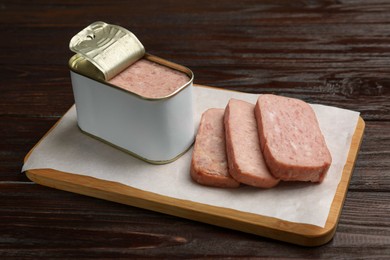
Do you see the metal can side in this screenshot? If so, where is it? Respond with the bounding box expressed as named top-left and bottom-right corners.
top-left (68, 53), bottom-right (195, 164)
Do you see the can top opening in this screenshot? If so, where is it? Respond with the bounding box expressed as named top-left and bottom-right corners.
top-left (69, 22), bottom-right (194, 100)
top-left (69, 21), bottom-right (145, 81)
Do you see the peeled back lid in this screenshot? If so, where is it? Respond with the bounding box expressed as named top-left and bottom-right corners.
top-left (69, 21), bottom-right (145, 80)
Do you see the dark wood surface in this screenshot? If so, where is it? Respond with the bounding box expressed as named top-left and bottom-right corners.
top-left (1, 0), bottom-right (389, 258)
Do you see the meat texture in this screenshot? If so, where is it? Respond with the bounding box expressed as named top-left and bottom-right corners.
top-left (108, 59), bottom-right (190, 98)
top-left (255, 94), bottom-right (332, 182)
top-left (191, 108), bottom-right (240, 188)
top-left (224, 99), bottom-right (279, 188)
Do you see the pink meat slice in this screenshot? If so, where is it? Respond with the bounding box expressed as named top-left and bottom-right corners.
top-left (224, 99), bottom-right (279, 188)
top-left (190, 108), bottom-right (240, 188)
top-left (255, 94), bottom-right (332, 182)
top-left (108, 59), bottom-right (190, 98)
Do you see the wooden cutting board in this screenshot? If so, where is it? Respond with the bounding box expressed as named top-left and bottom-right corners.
top-left (24, 88), bottom-right (365, 247)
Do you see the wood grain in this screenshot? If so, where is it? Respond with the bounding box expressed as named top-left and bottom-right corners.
top-left (22, 107), bottom-right (365, 246)
top-left (1, 0), bottom-right (389, 258)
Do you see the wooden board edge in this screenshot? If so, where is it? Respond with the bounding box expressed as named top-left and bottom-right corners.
top-left (312, 116), bottom-right (365, 245)
top-left (25, 168), bottom-right (325, 246)
top-left (23, 86), bottom-right (365, 246)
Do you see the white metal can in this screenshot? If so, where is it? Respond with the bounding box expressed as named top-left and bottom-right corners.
top-left (68, 22), bottom-right (195, 164)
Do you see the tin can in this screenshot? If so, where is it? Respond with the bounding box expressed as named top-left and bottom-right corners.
top-left (68, 22), bottom-right (195, 164)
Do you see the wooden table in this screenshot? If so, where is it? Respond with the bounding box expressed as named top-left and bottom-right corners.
top-left (1, 0), bottom-right (389, 258)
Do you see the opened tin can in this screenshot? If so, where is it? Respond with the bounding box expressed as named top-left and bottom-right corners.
top-left (68, 21), bottom-right (194, 164)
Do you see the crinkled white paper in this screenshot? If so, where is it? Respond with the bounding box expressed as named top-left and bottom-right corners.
top-left (22, 86), bottom-right (360, 227)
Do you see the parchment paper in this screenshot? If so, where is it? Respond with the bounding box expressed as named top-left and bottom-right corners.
top-left (22, 86), bottom-right (360, 228)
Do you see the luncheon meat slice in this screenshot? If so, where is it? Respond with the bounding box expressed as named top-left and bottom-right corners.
top-left (190, 108), bottom-right (240, 188)
top-left (255, 94), bottom-right (332, 182)
top-left (224, 99), bottom-right (279, 188)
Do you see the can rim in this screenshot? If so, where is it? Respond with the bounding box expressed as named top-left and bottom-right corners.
top-left (69, 21), bottom-right (146, 81)
top-left (78, 125), bottom-right (194, 164)
top-left (69, 53), bottom-right (194, 101)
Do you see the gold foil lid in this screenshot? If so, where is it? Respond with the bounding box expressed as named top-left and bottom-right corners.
top-left (69, 21), bottom-right (145, 80)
